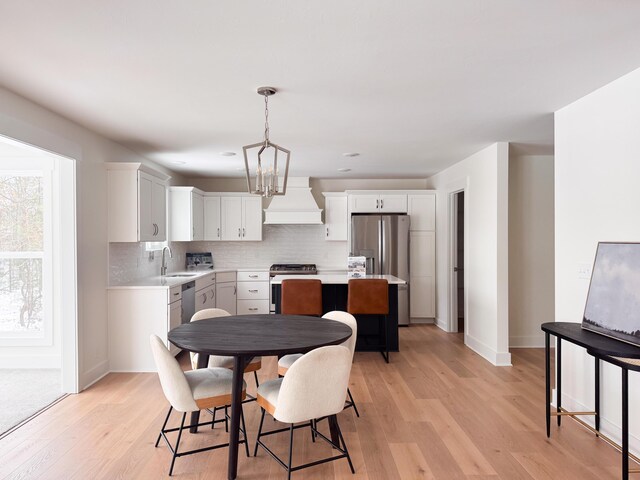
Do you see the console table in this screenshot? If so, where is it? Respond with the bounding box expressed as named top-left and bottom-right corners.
top-left (541, 322), bottom-right (640, 479)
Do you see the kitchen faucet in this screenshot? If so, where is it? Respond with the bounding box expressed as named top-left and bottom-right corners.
top-left (161, 245), bottom-right (172, 276)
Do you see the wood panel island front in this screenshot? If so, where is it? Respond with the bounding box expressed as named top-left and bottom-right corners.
top-left (270, 274), bottom-right (406, 352)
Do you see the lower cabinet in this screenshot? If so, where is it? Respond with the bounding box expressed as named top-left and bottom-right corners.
top-left (108, 285), bottom-right (183, 372)
top-left (195, 273), bottom-right (216, 313)
top-left (216, 271), bottom-right (237, 315)
top-left (237, 270), bottom-right (270, 314)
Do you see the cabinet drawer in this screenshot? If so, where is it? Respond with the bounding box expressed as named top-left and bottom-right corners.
top-left (195, 273), bottom-right (216, 291)
top-left (237, 281), bottom-right (269, 299)
top-left (237, 271), bottom-right (269, 282)
top-left (216, 271), bottom-right (237, 283)
top-left (168, 285), bottom-right (182, 303)
top-left (237, 300), bottom-right (270, 315)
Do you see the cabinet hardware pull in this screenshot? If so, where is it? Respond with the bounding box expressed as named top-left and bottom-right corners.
top-left (173, 292), bottom-right (180, 296)
top-left (326, 228), bottom-right (329, 237)
top-left (202, 293), bottom-right (206, 304)
top-left (242, 228), bottom-right (245, 237)
top-left (376, 199), bottom-right (379, 209)
top-left (249, 274), bottom-right (258, 278)
top-left (381, 199), bottom-right (384, 208)
top-left (217, 227), bottom-right (220, 238)
top-left (249, 289), bottom-right (258, 293)
top-left (249, 308), bottom-right (258, 311)
top-left (238, 228), bottom-right (241, 237)
top-left (210, 289), bottom-right (214, 297)
top-left (234, 286), bottom-right (237, 294)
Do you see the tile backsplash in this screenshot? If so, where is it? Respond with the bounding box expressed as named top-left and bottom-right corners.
top-left (109, 225), bottom-right (347, 285)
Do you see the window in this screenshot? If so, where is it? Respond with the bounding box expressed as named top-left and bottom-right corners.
top-left (0, 170), bottom-right (52, 345)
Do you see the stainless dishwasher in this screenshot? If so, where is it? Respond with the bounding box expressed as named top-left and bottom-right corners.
top-left (181, 281), bottom-right (196, 324)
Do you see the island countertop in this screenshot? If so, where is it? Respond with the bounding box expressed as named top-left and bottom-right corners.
top-left (270, 274), bottom-right (406, 285)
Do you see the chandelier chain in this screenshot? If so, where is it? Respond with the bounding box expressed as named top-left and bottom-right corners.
top-left (263, 94), bottom-right (270, 145)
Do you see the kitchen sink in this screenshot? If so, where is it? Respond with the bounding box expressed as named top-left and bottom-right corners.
top-left (165, 274), bottom-right (197, 277)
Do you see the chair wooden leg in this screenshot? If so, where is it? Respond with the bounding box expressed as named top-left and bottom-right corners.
top-left (254, 407), bottom-right (266, 457)
top-left (169, 412), bottom-right (187, 476)
top-left (156, 406), bottom-right (173, 447)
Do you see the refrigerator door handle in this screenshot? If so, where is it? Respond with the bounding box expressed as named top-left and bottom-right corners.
top-left (379, 218), bottom-right (384, 275)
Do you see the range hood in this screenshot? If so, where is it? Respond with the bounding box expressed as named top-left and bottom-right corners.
top-left (264, 177), bottom-right (323, 224)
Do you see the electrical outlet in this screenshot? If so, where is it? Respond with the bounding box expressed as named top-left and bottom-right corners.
top-left (577, 262), bottom-right (592, 279)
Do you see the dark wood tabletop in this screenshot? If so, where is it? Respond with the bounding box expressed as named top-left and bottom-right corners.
top-left (168, 314), bottom-right (353, 357)
top-left (541, 322), bottom-right (640, 360)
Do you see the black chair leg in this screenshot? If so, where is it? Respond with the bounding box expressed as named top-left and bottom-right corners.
top-left (224, 405), bottom-right (229, 432)
top-left (347, 388), bottom-right (360, 417)
top-left (240, 407), bottom-right (251, 458)
top-left (254, 407), bottom-right (266, 457)
top-left (253, 370), bottom-right (260, 387)
top-left (211, 406), bottom-right (217, 429)
top-left (169, 412), bottom-right (187, 476)
top-left (156, 406), bottom-right (173, 447)
top-left (335, 415), bottom-right (355, 474)
top-left (309, 420), bottom-right (315, 443)
top-left (287, 423), bottom-right (294, 480)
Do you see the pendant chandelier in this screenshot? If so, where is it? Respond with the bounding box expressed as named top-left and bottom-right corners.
top-left (242, 86), bottom-right (290, 197)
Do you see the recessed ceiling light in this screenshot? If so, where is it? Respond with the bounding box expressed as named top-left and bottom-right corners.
top-left (338, 168), bottom-right (351, 172)
top-left (220, 151), bottom-right (237, 157)
top-left (342, 152), bottom-right (360, 157)
top-left (172, 161), bottom-right (186, 165)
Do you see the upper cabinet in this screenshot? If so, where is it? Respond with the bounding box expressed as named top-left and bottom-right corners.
top-left (407, 194), bottom-right (436, 231)
top-left (203, 195), bottom-right (221, 241)
top-left (323, 193), bottom-right (348, 241)
top-left (107, 163), bottom-right (170, 242)
top-left (220, 195), bottom-right (262, 241)
top-left (169, 187), bottom-right (204, 241)
top-left (349, 193), bottom-right (407, 213)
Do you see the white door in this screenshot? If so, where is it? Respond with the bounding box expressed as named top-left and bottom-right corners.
top-left (241, 196), bottom-right (263, 241)
top-left (203, 196), bottom-right (221, 241)
top-left (138, 172), bottom-right (155, 241)
top-left (152, 178), bottom-right (167, 241)
top-left (221, 197), bottom-right (242, 241)
top-left (379, 194), bottom-right (408, 213)
top-left (349, 194), bottom-right (380, 213)
top-left (325, 195), bottom-right (348, 241)
top-left (216, 282), bottom-right (237, 315)
top-left (191, 192), bottom-right (204, 241)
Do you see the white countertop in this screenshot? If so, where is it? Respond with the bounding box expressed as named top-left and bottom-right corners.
top-left (270, 274), bottom-right (406, 285)
top-left (108, 268), bottom-right (235, 289)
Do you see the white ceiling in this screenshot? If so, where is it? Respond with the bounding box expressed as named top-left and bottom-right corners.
top-left (1, 1), bottom-right (640, 178)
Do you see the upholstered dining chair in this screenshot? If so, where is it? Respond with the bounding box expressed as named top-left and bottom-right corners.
top-left (254, 345), bottom-right (355, 479)
top-left (149, 334), bottom-right (249, 476)
top-left (347, 278), bottom-right (390, 363)
top-left (277, 311), bottom-right (360, 417)
top-left (280, 279), bottom-right (323, 316)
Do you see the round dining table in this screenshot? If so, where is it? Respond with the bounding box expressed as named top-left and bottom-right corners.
top-left (167, 314), bottom-right (353, 480)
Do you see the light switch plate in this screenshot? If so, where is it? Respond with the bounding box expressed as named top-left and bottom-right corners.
top-left (577, 262), bottom-right (592, 279)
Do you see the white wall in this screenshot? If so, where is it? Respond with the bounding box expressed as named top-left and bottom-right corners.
top-left (508, 153), bottom-right (554, 347)
top-left (0, 86), bottom-right (180, 390)
top-left (555, 67), bottom-right (640, 454)
top-left (426, 142), bottom-right (511, 366)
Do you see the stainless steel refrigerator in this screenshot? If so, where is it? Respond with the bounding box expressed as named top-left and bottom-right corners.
top-left (350, 214), bottom-right (410, 325)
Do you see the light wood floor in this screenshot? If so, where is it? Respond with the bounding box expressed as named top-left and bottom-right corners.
top-left (0, 325), bottom-right (629, 479)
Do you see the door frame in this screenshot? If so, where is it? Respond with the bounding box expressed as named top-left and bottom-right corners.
top-left (447, 179), bottom-right (467, 335)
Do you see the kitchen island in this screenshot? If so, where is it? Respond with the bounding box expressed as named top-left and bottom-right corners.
top-left (271, 274), bottom-right (406, 352)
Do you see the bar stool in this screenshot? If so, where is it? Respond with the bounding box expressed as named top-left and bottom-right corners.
top-left (281, 279), bottom-right (323, 316)
top-left (347, 279), bottom-right (390, 363)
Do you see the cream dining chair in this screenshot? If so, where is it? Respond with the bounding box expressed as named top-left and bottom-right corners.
top-left (149, 334), bottom-right (249, 476)
top-left (277, 310), bottom-right (360, 417)
top-left (254, 345), bottom-right (355, 479)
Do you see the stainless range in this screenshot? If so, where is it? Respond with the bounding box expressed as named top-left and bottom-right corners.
top-left (269, 264), bottom-right (318, 312)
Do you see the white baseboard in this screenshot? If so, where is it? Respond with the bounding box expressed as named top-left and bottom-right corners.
top-left (553, 389), bottom-right (640, 458)
top-left (0, 355), bottom-right (61, 369)
top-left (80, 359), bottom-right (109, 391)
top-left (435, 316), bottom-right (449, 331)
top-left (509, 334), bottom-right (546, 348)
top-left (465, 333), bottom-right (512, 366)
top-left (410, 318), bottom-right (435, 325)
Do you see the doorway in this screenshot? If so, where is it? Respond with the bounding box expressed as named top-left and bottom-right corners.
top-left (450, 190), bottom-right (465, 333)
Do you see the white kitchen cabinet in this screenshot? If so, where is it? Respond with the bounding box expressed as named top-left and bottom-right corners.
top-left (216, 271), bottom-right (237, 314)
top-left (107, 163), bottom-right (170, 242)
top-left (410, 231), bottom-right (436, 318)
top-left (408, 194), bottom-right (436, 231)
top-left (195, 272), bottom-right (216, 313)
top-left (323, 193), bottom-right (348, 241)
top-left (349, 193), bottom-right (407, 213)
top-left (203, 195), bottom-right (221, 241)
top-left (108, 284), bottom-right (182, 371)
top-left (237, 270), bottom-right (270, 314)
top-left (220, 195), bottom-right (262, 241)
top-left (169, 187), bottom-right (204, 241)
